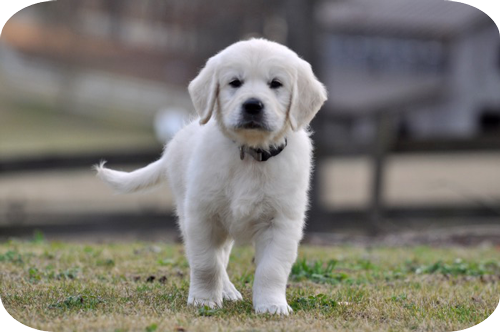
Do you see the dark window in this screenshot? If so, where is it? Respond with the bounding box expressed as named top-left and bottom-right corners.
top-left (479, 110), bottom-right (500, 134)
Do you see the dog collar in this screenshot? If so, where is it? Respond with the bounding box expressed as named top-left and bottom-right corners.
top-left (239, 138), bottom-right (287, 162)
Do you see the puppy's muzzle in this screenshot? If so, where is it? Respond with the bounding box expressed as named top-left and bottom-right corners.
top-left (238, 98), bottom-right (269, 130)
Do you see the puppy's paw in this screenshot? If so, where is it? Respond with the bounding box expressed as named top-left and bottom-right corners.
top-left (222, 281), bottom-right (243, 301)
top-left (255, 303), bottom-right (293, 315)
top-left (188, 296), bottom-right (223, 309)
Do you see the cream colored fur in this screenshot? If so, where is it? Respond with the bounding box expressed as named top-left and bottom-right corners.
top-left (96, 38), bottom-right (327, 315)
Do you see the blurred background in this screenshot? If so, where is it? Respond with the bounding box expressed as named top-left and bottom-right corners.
top-left (0, 0), bottom-right (499, 244)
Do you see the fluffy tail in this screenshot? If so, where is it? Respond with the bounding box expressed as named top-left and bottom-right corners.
top-left (94, 159), bottom-right (165, 194)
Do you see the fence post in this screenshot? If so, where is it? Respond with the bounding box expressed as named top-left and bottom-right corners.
top-left (368, 112), bottom-right (394, 235)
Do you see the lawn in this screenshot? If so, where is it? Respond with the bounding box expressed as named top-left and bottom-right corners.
top-left (0, 235), bottom-right (499, 332)
top-left (0, 98), bottom-right (160, 158)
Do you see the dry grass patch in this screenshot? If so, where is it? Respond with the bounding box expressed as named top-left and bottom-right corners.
top-left (0, 236), bottom-right (499, 332)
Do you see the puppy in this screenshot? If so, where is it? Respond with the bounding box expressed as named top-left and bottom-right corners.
top-left (96, 38), bottom-right (327, 315)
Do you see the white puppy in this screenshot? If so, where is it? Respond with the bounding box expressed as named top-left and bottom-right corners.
top-left (96, 38), bottom-right (327, 315)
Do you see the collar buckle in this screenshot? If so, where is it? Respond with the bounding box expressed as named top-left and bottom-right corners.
top-left (238, 138), bottom-right (287, 162)
top-left (239, 146), bottom-right (245, 160)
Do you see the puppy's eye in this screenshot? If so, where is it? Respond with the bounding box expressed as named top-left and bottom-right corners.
top-left (269, 79), bottom-right (283, 89)
top-left (229, 79), bottom-right (243, 88)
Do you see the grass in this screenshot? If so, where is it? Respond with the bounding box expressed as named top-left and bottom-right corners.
top-left (0, 235), bottom-right (499, 332)
top-left (0, 98), bottom-right (161, 158)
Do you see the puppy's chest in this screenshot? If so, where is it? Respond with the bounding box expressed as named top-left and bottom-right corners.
top-left (222, 170), bottom-right (277, 226)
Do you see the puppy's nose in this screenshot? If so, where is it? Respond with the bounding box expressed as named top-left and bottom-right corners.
top-left (243, 98), bottom-right (264, 115)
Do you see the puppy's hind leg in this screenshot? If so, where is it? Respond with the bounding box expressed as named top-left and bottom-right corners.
top-left (185, 214), bottom-right (226, 308)
top-left (221, 240), bottom-right (243, 302)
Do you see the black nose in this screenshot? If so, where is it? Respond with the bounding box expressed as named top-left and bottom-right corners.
top-left (243, 98), bottom-right (264, 115)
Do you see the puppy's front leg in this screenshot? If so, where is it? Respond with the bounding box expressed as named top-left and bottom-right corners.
top-left (185, 215), bottom-right (226, 308)
top-left (253, 219), bottom-right (303, 315)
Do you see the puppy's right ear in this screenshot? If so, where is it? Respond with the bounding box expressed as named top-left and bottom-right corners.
top-left (188, 56), bottom-right (219, 125)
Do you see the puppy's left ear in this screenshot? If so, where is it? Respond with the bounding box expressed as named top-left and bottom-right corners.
top-left (188, 56), bottom-right (219, 125)
top-left (288, 59), bottom-right (327, 131)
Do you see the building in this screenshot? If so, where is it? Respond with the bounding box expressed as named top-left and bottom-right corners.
top-left (317, 0), bottom-right (500, 145)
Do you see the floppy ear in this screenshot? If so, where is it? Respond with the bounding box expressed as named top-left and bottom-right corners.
top-left (288, 59), bottom-right (327, 131)
top-left (188, 56), bottom-right (219, 125)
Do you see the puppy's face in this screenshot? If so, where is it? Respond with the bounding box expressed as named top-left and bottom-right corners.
top-left (189, 39), bottom-right (327, 149)
top-left (216, 53), bottom-right (293, 147)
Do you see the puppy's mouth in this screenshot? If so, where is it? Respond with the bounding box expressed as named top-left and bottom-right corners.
top-left (236, 120), bottom-right (272, 131)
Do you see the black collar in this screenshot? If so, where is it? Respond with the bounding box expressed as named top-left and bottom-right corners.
top-left (239, 138), bottom-right (287, 162)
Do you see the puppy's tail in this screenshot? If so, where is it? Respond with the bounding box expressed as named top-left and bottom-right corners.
top-left (94, 159), bottom-right (165, 194)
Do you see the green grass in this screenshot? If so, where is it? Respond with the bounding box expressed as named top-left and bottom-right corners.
top-left (0, 236), bottom-right (499, 332)
top-left (0, 98), bottom-right (161, 158)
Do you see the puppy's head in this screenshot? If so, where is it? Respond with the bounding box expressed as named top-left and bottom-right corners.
top-left (188, 38), bottom-right (327, 148)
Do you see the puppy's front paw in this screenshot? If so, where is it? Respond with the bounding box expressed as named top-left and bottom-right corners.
top-left (255, 303), bottom-right (293, 315)
top-left (188, 296), bottom-right (223, 309)
top-left (222, 281), bottom-right (243, 301)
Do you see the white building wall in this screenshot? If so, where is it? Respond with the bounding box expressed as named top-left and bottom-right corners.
top-left (408, 25), bottom-right (500, 139)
